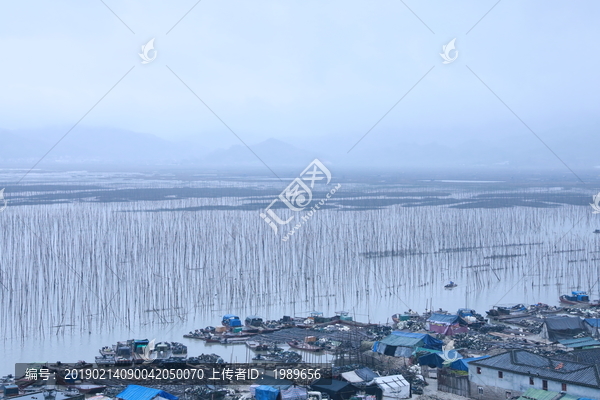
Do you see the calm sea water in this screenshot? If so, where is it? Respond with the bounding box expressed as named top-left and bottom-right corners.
top-left (1, 171), bottom-right (599, 373)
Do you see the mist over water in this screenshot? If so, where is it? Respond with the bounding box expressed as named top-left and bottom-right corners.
top-left (1, 170), bottom-right (598, 371)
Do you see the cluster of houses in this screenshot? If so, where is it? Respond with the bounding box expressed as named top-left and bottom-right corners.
top-left (370, 313), bottom-right (600, 399)
top-left (3, 310), bottom-right (600, 400)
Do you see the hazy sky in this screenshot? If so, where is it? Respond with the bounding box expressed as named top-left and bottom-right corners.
top-left (1, 1), bottom-right (599, 156)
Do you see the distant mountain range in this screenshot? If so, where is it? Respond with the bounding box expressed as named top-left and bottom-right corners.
top-left (1, 127), bottom-right (598, 175)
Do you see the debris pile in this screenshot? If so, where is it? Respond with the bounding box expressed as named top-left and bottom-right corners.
top-left (453, 332), bottom-right (498, 351)
top-left (187, 353), bottom-right (224, 364)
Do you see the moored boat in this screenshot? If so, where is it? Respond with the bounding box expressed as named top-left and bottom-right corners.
top-left (560, 291), bottom-right (590, 305)
top-left (287, 340), bottom-right (322, 352)
top-left (252, 350), bottom-right (302, 363)
top-left (444, 281), bottom-right (458, 289)
top-left (219, 337), bottom-right (247, 345)
top-left (95, 355), bottom-right (115, 366)
top-left (245, 315), bottom-right (264, 327)
top-left (99, 345), bottom-right (115, 357)
top-left (171, 342), bottom-right (188, 358)
top-left (246, 340), bottom-right (270, 351)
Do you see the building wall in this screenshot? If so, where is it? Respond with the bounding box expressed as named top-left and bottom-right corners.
top-left (468, 364), bottom-right (600, 400)
top-left (467, 382), bottom-right (520, 400)
top-left (437, 369), bottom-right (470, 398)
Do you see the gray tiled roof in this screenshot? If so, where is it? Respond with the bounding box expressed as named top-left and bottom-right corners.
top-left (554, 348), bottom-right (600, 368)
top-left (470, 350), bottom-right (600, 388)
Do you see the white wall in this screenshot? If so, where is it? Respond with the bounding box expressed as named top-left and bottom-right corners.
top-left (468, 364), bottom-right (600, 399)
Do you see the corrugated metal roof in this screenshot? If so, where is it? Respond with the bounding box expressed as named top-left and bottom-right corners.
top-left (470, 350), bottom-right (600, 388)
top-left (559, 337), bottom-right (600, 348)
top-left (117, 385), bottom-right (178, 400)
top-left (558, 394), bottom-right (579, 400)
top-left (516, 388), bottom-right (560, 400)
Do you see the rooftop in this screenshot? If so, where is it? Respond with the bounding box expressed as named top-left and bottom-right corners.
top-left (470, 349), bottom-right (600, 388)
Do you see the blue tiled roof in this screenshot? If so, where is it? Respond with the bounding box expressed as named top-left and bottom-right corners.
top-left (117, 385), bottom-right (178, 400)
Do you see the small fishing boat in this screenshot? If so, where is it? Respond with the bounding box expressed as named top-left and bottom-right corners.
top-left (222, 331), bottom-right (257, 338)
top-left (99, 345), bottom-right (115, 356)
top-left (114, 343), bottom-right (133, 365)
top-left (152, 342), bottom-right (171, 360)
top-left (73, 360), bottom-right (93, 369)
top-left (444, 281), bottom-right (458, 289)
top-left (486, 304), bottom-right (527, 317)
top-left (171, 342), bottom-right (188, 358)
top-left (594, 229), bottom-right (600, 234)
top-left (252, 351), bottom-right (302, 363)
top-left (219, 337), bottom-right (247, 345)
top-left (287, 340), bottom-right (322, 352)
top-left (245, 315), bottom-right (264, 327)
top-left (187, 353), bottom-right (225, 364)
top-left (560, 291), bottom-right (590, 305)
top-left (184, 331), bottom-right (206, 339)
top-left (246, 340), bottom-right (270, 351)
top-left (257, 326), bottom-right (279, 333)
top-left (95, 355), bottom-right (115, 366)
top-left (222, 314), bottom-right (243, 328)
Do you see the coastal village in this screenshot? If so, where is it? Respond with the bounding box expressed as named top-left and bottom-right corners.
top-left (3, 292), bottom-right (600, 400)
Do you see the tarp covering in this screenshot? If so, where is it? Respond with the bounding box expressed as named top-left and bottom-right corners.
top-left (387, 331), bottom-right (443, 349)
top-left (449, 356), bottom-right (489, 371)
top-left (117, 385), bottom-right (178, 400)
top-left (255, 386), bottom-right (280, 400)
top-left (542, 316), bottom-right (587, 341)
top-left (280, 387), bottom-right (307, 400)
top-left (373, 331), bottom-right (443, 357)
top-left (584, 318), bottom-right (600, 328)
top-left (418, 352), bottom-right (445, 369)
top-left (426, 314), bottom-right (468, 336)
top-left (311, 379), bottom-right (356, 400)
top-left (426, 314), bottom-right (465, 324)
top-left (254, 375), bottom-right (293, 390)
